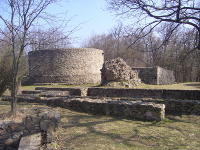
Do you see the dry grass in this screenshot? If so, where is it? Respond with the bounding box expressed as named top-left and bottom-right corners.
top-left (0, 101), bottom-right (49, 123)
top-left (1, 101), bottom-right (200, 150)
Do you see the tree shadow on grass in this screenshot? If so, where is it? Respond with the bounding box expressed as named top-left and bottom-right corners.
top-left (61, 113), bottom-right (119, 128)
top-left (59, 112), bottom-right (200, 149)
top-left (166, 115), bottom-right (200, 125)
top-left (59, 113), bottom-right (161, 149)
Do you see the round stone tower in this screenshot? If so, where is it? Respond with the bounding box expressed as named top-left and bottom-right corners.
top-left (26, 48), bottom-right (104, 85)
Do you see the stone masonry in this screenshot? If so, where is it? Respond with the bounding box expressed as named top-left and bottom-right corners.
top-left (133, 66), bottom-right (175, 85)
top-left (23, 48), bottom-right (104, 85)
top-left (3, 95), bottom-right (165, 121)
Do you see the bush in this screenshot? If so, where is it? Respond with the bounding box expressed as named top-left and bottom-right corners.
top-left (0, 54), bottom-right (12, 96)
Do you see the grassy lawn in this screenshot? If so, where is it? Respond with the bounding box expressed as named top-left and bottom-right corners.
top-left (20, 82), bottom-right (200, 91)
top-left (1, 101), bottom-right (200, 150)
top-left (20, 84), bottom-right (97, 91)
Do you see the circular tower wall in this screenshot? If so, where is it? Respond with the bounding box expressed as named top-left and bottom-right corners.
top-left (28, 48), bottom-right (104, 84)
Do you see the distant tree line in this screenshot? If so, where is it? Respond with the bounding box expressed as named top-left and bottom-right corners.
top-left (83, 23), bottom-right (200, 82)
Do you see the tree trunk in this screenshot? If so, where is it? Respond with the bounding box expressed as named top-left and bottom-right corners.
top-left (11, 70), bottom-right (17, 116)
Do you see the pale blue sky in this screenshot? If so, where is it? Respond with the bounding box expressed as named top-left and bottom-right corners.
top-left (46, 0), bottom-right (120, 47)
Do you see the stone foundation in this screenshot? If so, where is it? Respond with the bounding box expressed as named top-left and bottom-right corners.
top-left (16, 87), bottom-right (200, 115)
top-left (35, 87), bottom-right (88, 96)
top-left (3, 96), bottom-right (165, 121)
top-left (24, 87), bottom-right (200, 101)
top-left (163, 100), bottom-right (200, 115)
top-left (87, 87), bottom-right (200, 100)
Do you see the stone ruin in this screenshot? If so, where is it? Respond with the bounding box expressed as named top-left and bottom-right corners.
top-left (3, 93), bottom-right (165, 122)
top-left (22, 48), bottom-right (175, 86)
top-left (0, 107), bottom-right (60, 150)
top-left (0, 48), bottom-right (192, 149)
top-left (2, 48), bottom-right (179, 140)
top-left (101, 57), bottom-right (141, 87)
top-left (23, 48), bottom-right (104, 85)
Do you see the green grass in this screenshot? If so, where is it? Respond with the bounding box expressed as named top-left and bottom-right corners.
top-left (1, 101), bottom-right (200, 150)
top-left (21, 84), bottom-right (97, 91)
top-left (20, 82), bottom-right (200, 91)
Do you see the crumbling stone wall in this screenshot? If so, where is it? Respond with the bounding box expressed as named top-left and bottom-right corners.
top-left (25, 48), bottom-right (104, 85)
top-left (133, 66), bottom-right (175, 85)
top-left (4, 96), bottom-right (165, 121)
top-left (0, 108), bottom-right (60, 150)
top-left (101, 58), bottom-right (141, 87)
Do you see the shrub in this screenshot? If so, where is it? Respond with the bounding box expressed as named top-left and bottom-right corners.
top-left (0, 53), bottom-right (12, 96)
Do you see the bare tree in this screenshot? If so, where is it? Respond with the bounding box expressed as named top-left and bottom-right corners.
top-left (29, 27), bottom-right (72, 51)
top-left (0, 0), bottom-right (57, 115)
top-left (108, 0), bottom-right (200, 50)
top-left (84, 24), bottom-right (146, 67)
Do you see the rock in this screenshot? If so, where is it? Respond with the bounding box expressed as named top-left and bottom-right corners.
top-left (101, 57), bottom-right (141, 87)
top-left (0, 108), bottom-right (60, 149)
top-left (18, 133), bottom-right (41, 150)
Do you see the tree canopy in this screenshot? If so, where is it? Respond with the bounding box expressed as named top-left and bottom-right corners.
top-left (108, 0), bottom-right (200, 49)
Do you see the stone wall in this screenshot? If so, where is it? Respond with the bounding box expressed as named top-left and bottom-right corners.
top-left (24, 48), bottom-right (104, 85)
top-left (87, 87), bottom-right (200, 100)
top-left (22, 87), bottom-right (200, 100)
top-left (163, 100), bottom-right (200, 115)
top-left (157, 66), bottom-right (175, 85)
top-left (133, 66), bottom-right (175, 85)
top-left (34, 87), bottom-right (86, 96)
top-left (36, 87), bottom-right (200, 115)
top-left (133, 67), bottom-right (157, 84)
top-left (3, 96), bottom-right (165, 121)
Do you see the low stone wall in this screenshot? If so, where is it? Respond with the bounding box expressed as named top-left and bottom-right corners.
top-left (35, 87), bottom-right (87, 96)
top-left (132, 99), bottom-right (200, 115)
top-left (28, 87), bottom-right (200, 101)
top-left (3, 96), bottom-right (165, 121)
top-left (20, 87), bottom-right (200, 115)
top-left (87, 88), bottom-right (200, 100)
top-left (163, 100), bottom-right (200, 115)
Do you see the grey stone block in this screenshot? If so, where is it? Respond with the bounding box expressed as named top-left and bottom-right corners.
top-left (18, 133), bottom-right (41, 150)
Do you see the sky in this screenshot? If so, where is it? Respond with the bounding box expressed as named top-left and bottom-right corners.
top-left (46, 0), bottom-right (120, 47)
